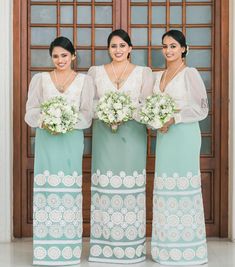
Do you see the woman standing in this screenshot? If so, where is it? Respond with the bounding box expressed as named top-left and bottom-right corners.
top-left (88, 29), bottom-right (153, 263)
top-left (25, 36), bottom-right (94, 266)
top-left (151, 30), bottom-right (208, 265)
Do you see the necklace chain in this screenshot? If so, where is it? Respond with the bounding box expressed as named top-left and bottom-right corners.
top-left (161, 62), bottom-right (184, 92)
top-left (111, 61), bottom-right (129, 89)
top-left (54, 70), bottom-right (74, 92)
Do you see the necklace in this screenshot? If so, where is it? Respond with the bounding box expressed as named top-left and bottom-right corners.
top-left (54, 70), bottom-right (74, 92)
top-left (161, 61), bottom-right (184, 92)
top-left (111, 61), bottom-right (129, 89)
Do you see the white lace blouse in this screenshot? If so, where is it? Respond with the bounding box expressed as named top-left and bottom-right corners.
top-left (25, 72), bottom-right (94, 129)
top-left (153, 67), bottom-right (209, 124)
top-left (88, 65), bottom-right (154, 119)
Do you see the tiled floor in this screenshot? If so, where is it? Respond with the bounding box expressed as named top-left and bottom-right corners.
top-left (0, 238), bottom-right (235, 267)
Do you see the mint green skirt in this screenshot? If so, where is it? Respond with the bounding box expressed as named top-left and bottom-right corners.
top-left (151, 122), bottom-right (208, 265)
top-left (89, 120), bottom-right (147, 264)
top-left (33, 128), bottom-right (84, 266)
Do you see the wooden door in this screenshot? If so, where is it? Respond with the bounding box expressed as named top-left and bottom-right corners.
top-left (13, 0), bottom-right (228, 237)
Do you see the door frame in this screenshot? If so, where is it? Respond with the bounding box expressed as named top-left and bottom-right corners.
top-left (13, 0), bottom-right (229, 237)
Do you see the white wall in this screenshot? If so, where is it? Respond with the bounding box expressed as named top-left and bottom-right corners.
top-left (229, 0), bottom-right (235, 241)
top-left (0, 0), bottom-right (13, 242)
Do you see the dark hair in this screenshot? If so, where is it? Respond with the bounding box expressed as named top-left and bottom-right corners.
top-left (49, 36), bottom-right (76, 57)
top-left (107, 29), bottom-right (133, 59)
top-left (162, 30), bottom-right (188, 58)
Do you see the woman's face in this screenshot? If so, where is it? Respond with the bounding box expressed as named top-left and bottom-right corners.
top-left (109, 35), bottom-right (132, 62)
top-left (162, 35), bottom-right (185, 62)
top-left (51, 46), bottom-right (75, 71)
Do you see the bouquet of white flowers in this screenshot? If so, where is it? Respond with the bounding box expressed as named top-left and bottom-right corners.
top-left (139, 93), bottom-right (177, 129)
top-left (39, 96), bottom-right (79, 134)
top-left (96, 91), bottom-right (135, 132)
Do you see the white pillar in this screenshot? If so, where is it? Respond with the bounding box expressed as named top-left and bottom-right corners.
top-left (229, 0), bottom-right (235, 241)
top-left (0, 0), bottom-right (13, 242)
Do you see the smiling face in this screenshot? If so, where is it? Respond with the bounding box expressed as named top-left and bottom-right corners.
top-left (51, 46), bottom-right (75, 71)
top-left (108, 35), bottom-right (132, 62)
top-left (162, 35), bottom-right (185, 63)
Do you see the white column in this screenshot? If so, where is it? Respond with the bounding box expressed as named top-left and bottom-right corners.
top-left (229, 0), bottom-right (235, 241)
top-left (0, 0), bottom-right (13, 242)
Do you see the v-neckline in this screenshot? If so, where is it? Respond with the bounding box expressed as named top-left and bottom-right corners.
top-left (102, 65), bottom-right (138, 91)
top-left (47, 72), bottom-right (79, 94)
top-left (159, 66), bottom-right (188, 93)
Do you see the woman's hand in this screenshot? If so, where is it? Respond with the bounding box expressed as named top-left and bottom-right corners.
top-left (159, 117), bottom-right (175, 133)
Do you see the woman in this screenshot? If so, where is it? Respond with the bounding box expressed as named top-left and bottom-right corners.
top-left (88, 29), bottom-right (153, 263)
top-left (25, 36), bottom-right (94, 266)
top-left (151, 30), bottom-right (208, 265)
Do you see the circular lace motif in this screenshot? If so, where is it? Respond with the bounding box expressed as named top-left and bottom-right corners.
top-left (76, 175), bottom-right (82, 187)
top-left (155, 177), bottom-right (164, 190)
top-left (110, 175), bottom-right (122, 188)
top-left (103, 226), bottom-right (111, 239)
top-left (125, 247), bottom-right (135, 259)
top-left (167, 228), bottom-right (180, 242)
top-left (125, 211), bottom-right (136, 224)
top-left (34, 246), bottom-right (47, 260)
top-left (64, 224), bottom-right (76, 239)
top-left (91, 224), bottom-right (102, 238)
top-left (124, 195), bottom-right (136, 210)
top-left (99, 174), bottom-right (109, 187)
top-left (62, 247), bottom-right (73, 260)
top-left (136, 174), bottom-right (145, 187)
top-left (47, 194), bottom-right (61, 209)
top-left (48, 247), bottom-right (61, 260)
top-left (92, 210), bottom-right (101, 223)
top-left (35, 174), bottom-right (46, 186)
top-left (73, 246), bottom-right (81, 258)
top-left (167, 197), bottom-right (178, 212)
top-left (49, 225), bottom-right (63, 238)
top-left (90, 245), bottom-right (102, 257)
top-left (165, 177), bottom-right (176, 190)
top-left (183, 248), bottom-right (195, 261)
top-left (125, 226), bottom-right (137, 240)
top-left (113, 247), bottom-right (124, 259)
top-left (75, 194), bottom-right (82, 207)
top-left (92, 193), bottom-right (100, 207)
top-left (182, 228), bottom-right (195, 241)
top-left (34, 193), bottom-right (47, 208)
top-left (111, 226), bottom-right (124, 240)
top-left (159, 249), bottom-right (169, 261)
top-left (137, 210), bottom-right (145, 223)
top-left (111, 195), bottom-right (123, 210)
top-left (35, 210), bottom-right (48, 223)
top-left (102, 211), bottom-right (110, 225)
top-left (170, 248), bottom-right (182, 261)
top-left (179, 197), bottom-right (192, 212)
top-left (92, 174), bottom-right (98, 186)
top-left (103, 246), bottom-right (113, 258)
top-left (167, 215), bottom-right (180, 227)
top-left (196, 245), bottom-right (207, 259)
top-left (48, 174), bottom-right (61, 187)
top-left (137, 193), bottom-right (145, 208)
top-left (181, 214), bottom-right (194, 227)
top-left (136, 245), bottom-right (143, 257)
top-left (177, 177), bottom-right (189, 190)
top-left (63, 210), bottom-right (76, 223)
top-left (100, 195), bottom-right (110, 210)
top-left (191, 175), bottom-right (201, 188)
top-left (34, 224), bottom-right (48, 238)
top-left (49, 210), bottom-right (62, 223)
top-left (123, 176), bottom-right (135, 188)
top-left (138, 224), bottom-right (146, 238)
top-left (62, 194), bottom-right (74, 209)
top-left (111, 212), bottom-right (124, 225)
top-left (62, 175), bottom-right (75, 187)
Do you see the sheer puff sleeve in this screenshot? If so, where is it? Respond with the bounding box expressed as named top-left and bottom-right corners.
top-left (25, 73), bottom-right (43, 128)
top-left (77, 74), bottom-right (95, 129)
top-left (87, 66), bottom-right (98, 118)
top-left (174, 67), bottom-right (209, 124)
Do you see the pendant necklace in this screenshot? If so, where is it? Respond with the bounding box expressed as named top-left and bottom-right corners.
top-left (54, 70), bottom-right (74, 93)
top-left (161, 61), bottom-right (184, 92)
top-left (111, 61), bottom-right (129, 89)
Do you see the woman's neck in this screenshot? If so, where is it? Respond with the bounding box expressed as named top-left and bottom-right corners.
top-left (167, 59), bottom-right (184, 71)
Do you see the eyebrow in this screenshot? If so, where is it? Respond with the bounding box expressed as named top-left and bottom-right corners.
top-left (162, 42), bottom-right (177, 46)
top-left (52, 52), bottom-right (69, 56)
